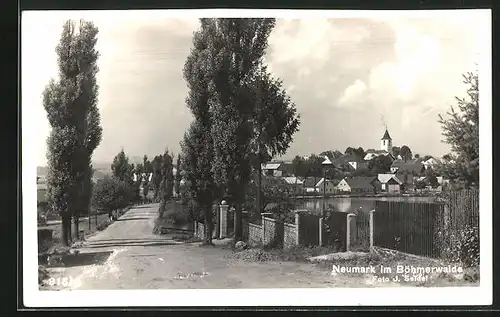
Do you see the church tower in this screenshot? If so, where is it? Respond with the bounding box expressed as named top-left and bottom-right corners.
top-left (380, 128), bottom-right (392, 153)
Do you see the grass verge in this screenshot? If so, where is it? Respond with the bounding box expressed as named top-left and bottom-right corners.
top-left (225, 245), bottom-right (336, 262)
top-left (153, 200), bottom-right (190, 234)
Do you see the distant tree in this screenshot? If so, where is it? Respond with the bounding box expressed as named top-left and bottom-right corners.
top-left (143, 155), bottom-right (152, 174)
top-left (442, 154), bottom-right (453, 161)
top-left (111, 149), bottom-right (134, 184)
top-left (400, 145), bottom-right (413, 162)
top-left (43, 20), bottom-right (102, 246)
top-left (174, 153), bottom-right (182, 197)
top-left (344, 147), bottom-right (355, 155)
top-left (245, 175), bottom-right (294, 222)
top-left (151, 155), bottom-right (163, 200)
top-left (291, 155), bottom-right (308, 178)
top-left (422, 155), bottom-right (433, 161)
top-left (158, 150), bottom-right (174, 218)
top-left (92, 176), bottom-right (131, 217)
top-left (438, 72), bottom-right (479, 188)
top-left (392, 146), bottom-right (401, 158)
top-left (414, 154), bottom-right (420, 159)
top-left (414, 178), bottom-right (427, 190)
top-left (368, 155), bottom-right (393, 174)
top-left (424, 167), bottom-right (439, 188)
top-left (352, 165), bottom-right (375, 177)
top-left (134, 162), bottom-right (144, 180)
top-left (141, 155), bottom-right (152, 201)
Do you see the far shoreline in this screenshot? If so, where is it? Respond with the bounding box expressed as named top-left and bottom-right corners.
top-left (292, 193), bottom-right (441, 199)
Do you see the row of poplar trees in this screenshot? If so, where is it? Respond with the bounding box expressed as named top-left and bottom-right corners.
top-left (180, 18), bottom-right (301, 245)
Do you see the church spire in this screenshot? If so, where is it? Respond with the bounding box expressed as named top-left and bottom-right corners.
top-left (381, 128), bottom-right (392, 140)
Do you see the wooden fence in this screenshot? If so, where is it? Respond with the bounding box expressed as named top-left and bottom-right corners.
top-left (322, 211), bottom-right (348, 251)
top-left (373, 189), bottom-right (479, 259)
top-left (354, 210), bottom-right (371, 251)
top-left (373, 201), bottom-right (443, 258)
top-left (298, 214), bottom-right (320, 246)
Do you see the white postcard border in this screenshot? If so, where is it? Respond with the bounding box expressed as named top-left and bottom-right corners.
top-left (22, 9), bottom-right (492, 307)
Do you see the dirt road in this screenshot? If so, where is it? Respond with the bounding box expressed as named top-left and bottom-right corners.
top-left (43, 203), bottom-right (378, 290)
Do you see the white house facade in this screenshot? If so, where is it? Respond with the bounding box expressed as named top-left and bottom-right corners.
top-left (316, 178), bottom-right (336, 194)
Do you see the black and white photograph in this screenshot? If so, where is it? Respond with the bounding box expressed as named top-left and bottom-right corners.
top-left (22, 9), bottom-right (492, 307)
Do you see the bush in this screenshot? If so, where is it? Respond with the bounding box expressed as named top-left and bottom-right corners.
top-left (162, 203), bottom-right (189, 225)
top-left (92, 176), bottom-right (132, 214)
top-left (440, 225), bottom-right (479, 268)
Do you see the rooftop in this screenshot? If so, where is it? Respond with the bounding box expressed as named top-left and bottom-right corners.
top-left (381, 129), bottom-right (392, 140)
top-left (344, 176), bottom-right (377, 189)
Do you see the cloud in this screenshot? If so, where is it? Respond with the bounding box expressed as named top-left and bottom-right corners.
top-left (338, 79), bottom-right (367, 106)
top-left (266, 12), bottom-right (487, 158)
top-left (26, 11), bottom-right (489, 166)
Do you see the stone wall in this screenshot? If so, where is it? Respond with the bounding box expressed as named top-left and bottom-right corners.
top-left (262, 217), bottom-right (276, 246)
top-left (284, 223), bottom-right (298, 249)
top-left (248, 222), bottom-right (263, 247)
top-left (194, 221), bottom-right (205, 240)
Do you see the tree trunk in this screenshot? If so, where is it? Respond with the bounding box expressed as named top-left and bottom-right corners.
top-left (159, 199), bottom-right (167, 219)
top-left (257, 160), bottom-right (262, 216)
top-left (60, 215), bottom-right (70, 246)
top-left (67, 216), bottom-right (73, 244)
top-left (74, 216), bottom-right (80, 240)
top-left (215, 206), bottom-right (220, 239)
top-left (234, 202), bottom-right (243, 242)
top-left (203, 204), bottom-right (213, 245)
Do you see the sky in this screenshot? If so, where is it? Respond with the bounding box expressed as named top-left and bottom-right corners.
top-left (22, 10), bottom-right (489, 167)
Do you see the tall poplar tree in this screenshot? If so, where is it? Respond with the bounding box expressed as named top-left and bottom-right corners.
top-left (206, 18), bottom-right (277, 241)
top-left (181, 20), bottom-right (219, 244)
top-left (43, 20), bottom-right (102, 245)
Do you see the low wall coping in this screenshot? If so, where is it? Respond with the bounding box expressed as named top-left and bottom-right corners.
top-left (293, 209), bottom-right (309, 214)
top-left (264, 217), bottom-right (283, 223)
top-left (248, 222), bottom-right (262, 229)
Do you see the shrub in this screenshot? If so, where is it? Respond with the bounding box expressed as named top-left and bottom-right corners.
top-left (163, 206), bottom-right (189, 225)
top-left (440, 225), bottom-right (479, 268)
top-left (96, 219), bottom-right (111, 231)
top-left (92, 176), bottom-right (132, 214)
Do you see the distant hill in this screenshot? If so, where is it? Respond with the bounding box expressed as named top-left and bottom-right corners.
top-left (37, 162), bottom-right (113, 179)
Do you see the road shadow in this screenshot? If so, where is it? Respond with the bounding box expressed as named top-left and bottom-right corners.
top-left (85, 238), bottom-right (171, 243)
top-left (131, 205), bottom-right (154, 209)
top-left (83, 241), bottom-right (181, 248)
top-left (39, 250), bottom-right (113, 268)
top-left (115, 217), bottom-right (151, 222)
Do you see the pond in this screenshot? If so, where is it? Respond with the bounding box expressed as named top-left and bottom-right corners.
top-left (294, 196), bottom-right (438, 214)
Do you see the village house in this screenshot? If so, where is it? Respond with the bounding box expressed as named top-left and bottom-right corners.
top-left (302, 177), bottom-right (321, 194)
top-left (335, 177), bottom-right (377, 194)
top-left (375, 173), bottom-right (403, 193)
top-left (283, 177), bottom-right (304, 195)
top-left (334, 154), bottom-right (367, 171)
top-left (414, 176), bottom-right (449, 192)
top-left (390, 159), bottom-right (425, 174)
top-left (315, 178), bottom-right (338, 195)
top-left (261, 161), bottom-right (295, 177)
top-left (422, 157), bottom-right (441, 170)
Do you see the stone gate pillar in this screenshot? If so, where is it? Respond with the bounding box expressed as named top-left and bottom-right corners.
top-left (219, 200), bottom-right (229, 239)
